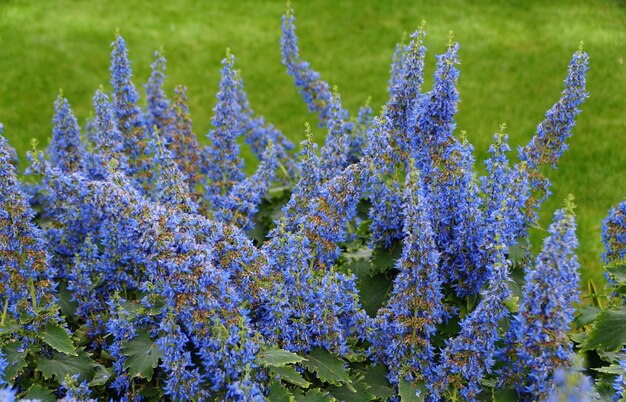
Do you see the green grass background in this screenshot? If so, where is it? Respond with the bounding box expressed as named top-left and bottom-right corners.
top-left (0, 0), bottom-right (624, 284)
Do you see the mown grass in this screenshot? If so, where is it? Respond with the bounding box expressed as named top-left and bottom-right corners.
top-left (0, 0), bottom-right (624, 284)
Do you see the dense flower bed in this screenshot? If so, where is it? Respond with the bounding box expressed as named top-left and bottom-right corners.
top-left (1, 4), bottom-right (625, 402)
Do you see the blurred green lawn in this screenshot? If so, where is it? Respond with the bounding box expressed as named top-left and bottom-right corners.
top-left (0, 0), bottom-right (624, 284)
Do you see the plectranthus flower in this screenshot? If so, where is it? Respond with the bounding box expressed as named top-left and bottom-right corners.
top-left (503, 198), bottom-right (580, 400)
top-left (0, 133), bottom-right (57, 321)
top-left (602, 199), bottom-right (626, 263)
top-left (85, 89), bottom-right (130, 179)
top-left (38, 160), bottom-right (264, 400)
top-left (319, 89), bottom-right (350, 179)
top-left (433, 134), bottom-right (486, 295)
top-left (60, 374), bottom-right (93, 402)
top-left (388, 32), bottom-right (407, 98)
top-left (281, 3), bottom-right (346, 127)
top-left (480, 127), bottom-right (530, 246)
top-left (105, 294), bottom-right (137, 398)
top-left (366, 28), bottom-right (429, 248)
top-left (434, 252), bottom-right (512, 400)
top-left (613, 349), bottom-right (626, 402)
top-left (157, 313), bottom-right (204, 400)
top-left (369, 168), bottom-right (446, 392)
top-left (517, 46), bottom-right (589, 220)
top-left (393, 24), bottom-right (427, 158)
top-left (216, 142), bottom-right (277, 231)
top-left (0, 388), bottom-right (16, 402)
top-left (347, 98), bottom-right (373, 164)
top-left (144, 50), bottom-right (172, 131)
top-left (281, 124), bottom-right (324, 230)
top-left (203, 51), bottom-right (246, 210)
top-left (547, 364), bottom-right (597, 402)
top-left (258, 221), bottom-right (368, 356)
top-left (413, 37), bottom-right (459, 179)
top-left (165, 85), bottom-right (203, 197)
top-left (301, 161), bottom-right (367, 268)
top-left (234, 72), bottom-right (296, 179)
top-left (434, 163), bottom-right (515, 400)
top-left (0, 351), bottom-right (6, 387)
top-left (365, 111), bottom-right (405, 247)
top-left (148, 131), bottom-right (198, 214)
top-left (110, 35), bottom-right (149, 166)
top-left (48, 93), bottom-right (84, 173)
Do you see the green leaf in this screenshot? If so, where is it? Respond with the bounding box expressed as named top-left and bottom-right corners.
top-left (329, 373), bottom-right (375, 401)
top-left (593, 365), bottom-right (624, 375)
top-left (37, 348), bottom-right (95, 381)
top-left (274, 366), bottom-right (311, 388)
top-left (399, 378), bottom-right (425, 402)
top-left (2, 341), bottom-right (28, 382)
top-left (267, 380), bottom-right (294, 402)
top-left (363, 365), bottom-right (394, 401)
top-left (89, 363), bottom-right (112, 386)
top-left (300, 348), bottom-right (351, 388)
top-left (359, 271), bottom-right (394, 317)
top-left (575, 305), bottom-right (601, 327)
top-left (606, 261), bottom-right (626, 284)
top-left (38, 323), bottom-right (77, 356)
top-left (57, 282), bottom-right (78, 319)
top-left (257, 347), bottom-right (307, 367)
top-left (583, 306), bottom-right (626, 351)
top-left (122, 330), bottom-right (164, 381)
top-left (294, 388), bottom-right (333, 402)
top-left (371, 242), bottom-right (402, 275)
top-left (492, 387), bottom-right (518, 402)
top-left (23, 384), bottom-right (56, 402)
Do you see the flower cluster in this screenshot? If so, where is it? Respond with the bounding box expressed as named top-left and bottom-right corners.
top-left (0, 5), bottom-right (598, 401)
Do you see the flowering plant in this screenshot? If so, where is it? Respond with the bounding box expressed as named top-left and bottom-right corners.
top-left (1, 3), bottom-right (624, 401)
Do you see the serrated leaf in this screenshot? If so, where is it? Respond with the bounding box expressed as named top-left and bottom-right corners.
top-left (606, 262), bottom-right (626, 284)
top-left (37, 348), bottom-right (95, 381)
top-left (267, 380), bottom-right (294, 401)
top-left (583, 306), bottom-right (626, 351)
top-left (569, 332), bottom-right (588, 345)
top-left (301, 348), bottom-right (351, 387)
top-left (2, 341), bottom-right (28, 382)
top-left (89, 363), bottom-right (112, 386)
top-left (274, 366), bottom-right (311, 388)
top-left (363, 365), bottom-right (394, 401)
top-left (359, 271), bottom-right (394, 317)
top-left (371, 242), bottom-right (402, 275)
top-left (492, 387), bottom-right (518, 401)
top-left (294, 388), bottom-right (333, 402)
top-left (575, 305), bottom-right (601, 327)
top-left (57, 282), bottom-right (78, 319)
top-left (399, 378), bottom-right (425, 402)
top-left (38, 323), bottom-right (77, 356)
top-left (23, 384), bottom-right (55, 402)
top-left (257, 347), bottom-right (307, 367)
top-left (122, 330), bottom-right (163, 381)
top-left (593, 365), bottom-right (624, 375)
top-left (329, 373), bottom-right (375, 401)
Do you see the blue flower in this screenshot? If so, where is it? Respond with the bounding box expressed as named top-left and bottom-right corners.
top-left (281, 4), bottom-right (337, 127)
top-left (503, 198), bottom-right (580, 399)
top-left (602, 199), bottom-right (626, 263)
top-left (202, 51), bottom-right (246, 210)
top-left (0, 131), bottom-right (57, 322)
top-left (110, 34), bottom-right (149, 167)
top-left (216, 142), bottom-right (278, 231)
top-left (144, 50), bottom-right (172, 131)
top-left (517, 47), bottom-right (589, 222)
top-left (49, 94), bottom-right (84, 173)
top-left (370, 167), bottom-right (446, 392)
